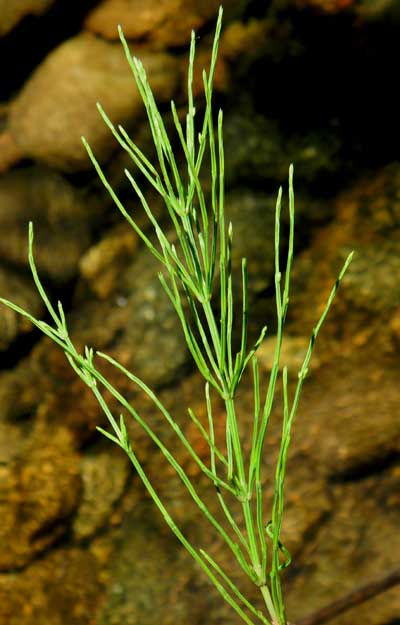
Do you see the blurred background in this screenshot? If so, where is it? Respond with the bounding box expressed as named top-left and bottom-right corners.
top-left (0, 1), bottom-right (399, 624)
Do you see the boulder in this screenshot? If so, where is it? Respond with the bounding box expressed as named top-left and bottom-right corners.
top-left (0, 546), bottom-right (102, 625)
top-left (0, 427), bottom-right (81, 570)
top-left (0, 0), bottom-right (55, 36)
top-left (0, 166), bottom-right (100, 283)
top-left (9, 33), bottom-right (179, 172)
top-left (84, 0), bottom-right (241, 47)
top-left (0, 265), bottom-right (43, 350)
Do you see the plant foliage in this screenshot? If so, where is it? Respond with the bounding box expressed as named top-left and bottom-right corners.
top-left (0, 7), bottom-right (353, 625)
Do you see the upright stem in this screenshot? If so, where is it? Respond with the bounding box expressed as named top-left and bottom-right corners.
top-left (225, 396), bottom-right (278, 625)
top-left (260, 585), bottom-right (279, 625)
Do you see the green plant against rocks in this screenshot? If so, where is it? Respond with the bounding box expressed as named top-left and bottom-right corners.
top-left (0, 8), bottom-right (353, 625)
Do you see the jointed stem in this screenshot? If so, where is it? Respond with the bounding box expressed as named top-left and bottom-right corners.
top-left (0, 8), bottom-right (354, 625)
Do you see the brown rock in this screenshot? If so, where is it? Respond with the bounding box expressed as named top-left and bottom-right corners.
top-left (356, 0), bottom-right (400, 20)
top-left (293, 0), bottom-right (355, 13)
top-left (290, 164), bottom-right (400, 351)
top-left (293, 0), bottom-right (399, 19)
top-left (220, 18), bottom-right (271, 61)
top-left (72, 443), bottom-right (131, 540)
top-left (9, 34), bottom-right (180, 172)
top-left (293, 356), bottom-right (400, 477)
top-left (79, 222), bottom-right (138, 299)
top-left (285, 466), bottom-right (400, 624)
top-left (286, 164), bottom-right (400, 475)
top-left (0, 354), bottom-right (46, 424)
top-left (0, 131), bottom-right (23, 174)
top-left (0, 546), bottom-right (103, 625)
top-left (0, 427), bottom-right (81, 570)
top-left (97, 509), bottom-right (204, 625)
top-left (0, 264), bottom-right (43, 350)
top-left (0, 0), bottom-right (55, 36)
top-left (84, 0), bottom-right (222, 47)
top-left (257, 334), bottom-right (321, 376)
top-left (0, 166), bottom-right (100, 283)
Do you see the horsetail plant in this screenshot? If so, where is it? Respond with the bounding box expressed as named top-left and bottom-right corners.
top-left (0, 7), bottom-right (353, 625)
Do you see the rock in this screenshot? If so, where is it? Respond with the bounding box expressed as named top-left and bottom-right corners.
top-left (356, 0), bottom-right (400, 20)
top-left (223, 104), bottom-right (341, 187)
top-left (74, 235), bottom-right (191, 388)
top-left (0, 0), bottom-right (55, 36)
top-left (79, 223), bottom-right (138, 299)
top-left (285, 165), bottom-right (400, 476)
top-left (0, 421), bottom-right (26, 465)
top-left (257, 334), bottom-right (321, 375)
top-left (0, 353), bottom-right (49, 423)
top-left (97, 507), bottom-right (204, 625)
top-left (84, 0), bottom-right (241, 47)
top-left (224, 187), bottom-right (330, 305)
top-left (292, 0), bottom-right (399, 19)
top-left (0, 166), bottom-right (100, 283)
top-left (220, 18), bottom-right (272, 62)
top-left (0, 224), bottom-right (191, 445)
top-left (225, 189), bottom-right (277, 295)
top-left (0, 427), bottom-right (81, 570)
top-left (285, 464), bottom-right (400, 624)
top-left (0, 546), bottom-right (102, 625)
top-left (9, 33), bottom-right (180, 172)
top-left (0, 264), bottom-right (43, 349)
top-left (0, 131), bottom-right (23, 174)
top-left (73, 443), bottom-right (131, 541)
top-left (293, 0), bottom-right (355, 12)
top-left (290, 163), bottom-right (400, 351)
top-left (292, 355), bottom-right (400, 477)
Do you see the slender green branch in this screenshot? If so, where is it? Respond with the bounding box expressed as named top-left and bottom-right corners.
top-left (0, 9), bottom-right (354, 625)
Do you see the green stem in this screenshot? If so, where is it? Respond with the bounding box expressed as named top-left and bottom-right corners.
top-left (260, 586), bottom-right (279, 625)
top-left (225, 398), bottom-right (265, 593)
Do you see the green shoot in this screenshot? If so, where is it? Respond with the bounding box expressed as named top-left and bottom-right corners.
top-left (0, 7), bottom-right (353, 625)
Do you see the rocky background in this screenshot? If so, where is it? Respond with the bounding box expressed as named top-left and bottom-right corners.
top-left (0, 1), bottom-right (399, 624)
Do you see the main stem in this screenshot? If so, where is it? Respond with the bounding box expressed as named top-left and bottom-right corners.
top-left (261, 585), bottom-right (279, 625)
top-left (225, 398), bottom-right (279, 625)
